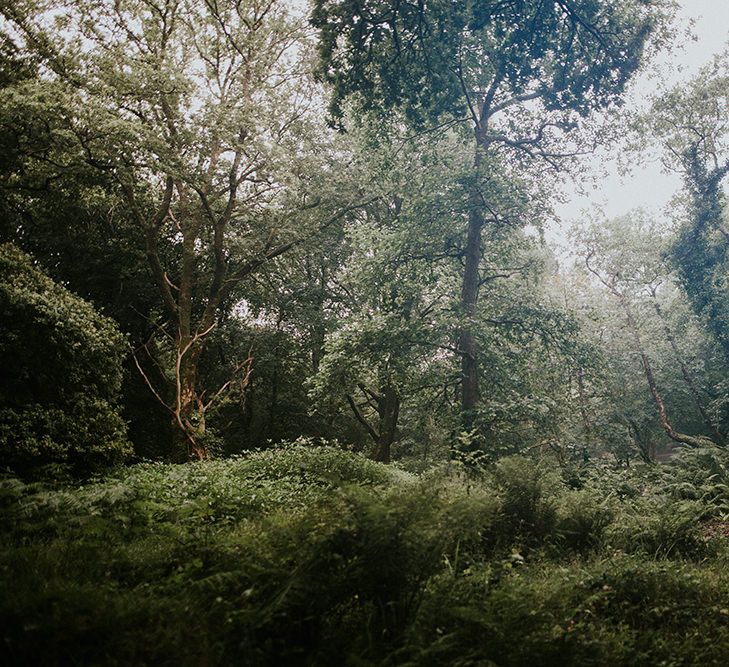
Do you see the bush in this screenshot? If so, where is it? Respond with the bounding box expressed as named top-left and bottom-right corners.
top-left (5, 448), bottom-right (729, 665)
top-left (0, 243), bottom-right (131, 475)
top-left (491, 456), bottom-right (561, 550)
top-left (665, 446), bottom-right (729, 517)
top-left (407, 556), bottom-right (729, 666)
top-left (554, 488), bottom-right (615, 553)
top-left (606, 496), bottom-right (708, 559)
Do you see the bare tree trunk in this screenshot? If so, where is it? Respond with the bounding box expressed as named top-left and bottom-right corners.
top-left (163, 185), bottom-right (215, 460)
top-left (459, 204), bottom-right (484, 430)
top-left (458, 143), bottom-right (485, 444)
top-left (269, 359), bottom-right (279, 440)
top-left (310, 261), bottom-right (327, 374)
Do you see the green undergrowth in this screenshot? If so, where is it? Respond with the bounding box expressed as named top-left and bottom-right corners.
top-left (3, 442), bottom-right (729, 665)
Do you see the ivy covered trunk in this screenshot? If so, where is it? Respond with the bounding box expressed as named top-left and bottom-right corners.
top-left (674, 152), bottom-right (729, 364)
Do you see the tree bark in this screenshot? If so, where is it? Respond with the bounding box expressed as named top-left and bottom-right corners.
top-left (576, 366), bottom-right (593, 457)
top-left (458, 133), bottom-right (486, 443)
top-left (459, 202), bottom-right (484, 430)
top-left (373, 385), bottom-right (400, 463)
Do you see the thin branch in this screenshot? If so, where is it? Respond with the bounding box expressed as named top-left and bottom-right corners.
top-left (346, 394), bottom-right (380, 443)
top-left (202, 352), bottom-right (254, 412)
top-left (131, 349), bottom-right (175, 415)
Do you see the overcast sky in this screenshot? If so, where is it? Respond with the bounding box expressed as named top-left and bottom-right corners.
top-left (552, 0), bottom-right (729, 243)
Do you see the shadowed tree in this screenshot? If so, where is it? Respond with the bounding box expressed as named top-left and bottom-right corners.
top-left (1, 0), bottom-right (365, 459)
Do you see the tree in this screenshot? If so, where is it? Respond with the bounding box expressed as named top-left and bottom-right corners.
top-left (310, 129), bottom-right (467, 462)
top-left (576, 213), bottom-right (721, 450)
top-left (311, 0), bottom-right (672, 444)
top-left (310, 124), bottom-right (598, 463)
top-left (641, 53), bottom-right (729, 362)
top-left (0, 244), bottom-right (131, 475)
top-left (1, 0), bottom-right (362, 459)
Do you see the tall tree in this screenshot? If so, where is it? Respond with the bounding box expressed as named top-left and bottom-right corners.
top-left (311, 0), bottom-right (672, 443)
top-left (642, 53), bottom-right (729, 362)
top-left (2, 0), bottom-right (362, 459)
top-left (310, 128), bottom-right (467, 462)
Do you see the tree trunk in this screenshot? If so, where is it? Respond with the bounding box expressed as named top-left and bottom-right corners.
top-left (309, 257), bottom-right (327, 374)
top-left (621, 297), bottom-right (708, 448)
top-left (174, 343), bottom-right (208, 460)
top-left (346, 383), bottom-right (401, 463)
top-left (172, 203), bottom-right (210, 460)
top-left (576, 367), bottom-right (593, 458)
top-left (576, 367), bottom-right (592, 436)
top-left (460, 205), bottom-right (484, 429)
top-left (269, 358), bottom-right (279, 440)
top-left (651, 294), bottom-right (724, 445)
top-left (373, 385), bottom-right (400, 463)
top-left (459, 146), bottom-right (485, 441)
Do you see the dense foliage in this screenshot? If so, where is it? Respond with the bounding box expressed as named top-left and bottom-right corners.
top-left (2, 0), bottom-right (729, 663)
top-left (4, 445), bottom-right (729, 664)
top-left (0, 244), bottom-right (131, 475)
top-left (312, 0), bottom-right (666, 125)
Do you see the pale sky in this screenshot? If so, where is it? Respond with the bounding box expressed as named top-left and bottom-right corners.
top-left (552, 0), bottom-right (729, 242)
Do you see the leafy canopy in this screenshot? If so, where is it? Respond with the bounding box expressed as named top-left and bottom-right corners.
top-left (312, 0), bottom-right (670, 128)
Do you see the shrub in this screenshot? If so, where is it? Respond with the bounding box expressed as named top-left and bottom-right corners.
top-left (0, 243), bottom-right (131, 475)
top-left (491, 456), bottom-right (561, 550)
top-left (606, 496), bottom-right (707, 559)
top-left (407, 556), bottom-right (729, 666)
top-left (664, 446), bottom-right (729, 517)
top-left (554, 487), bottom-right (615, 553)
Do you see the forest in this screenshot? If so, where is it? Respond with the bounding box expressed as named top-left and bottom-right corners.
top-left (3, 0), bottom-right (729, 664)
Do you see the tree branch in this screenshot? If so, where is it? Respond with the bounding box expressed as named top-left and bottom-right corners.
top-left (346, 394), bottom-right (380, 443)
